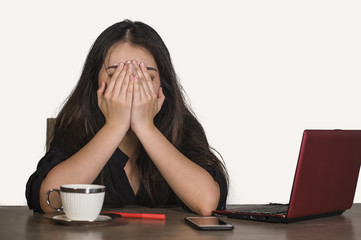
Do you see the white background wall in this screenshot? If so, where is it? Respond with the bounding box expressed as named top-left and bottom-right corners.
top-left (1, 0), bottom-right (360, 206)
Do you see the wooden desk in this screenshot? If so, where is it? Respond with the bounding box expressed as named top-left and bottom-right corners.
top-left (0, 204), bottom-right (360, 240)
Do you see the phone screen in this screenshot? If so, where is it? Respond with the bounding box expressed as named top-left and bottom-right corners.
top-left (185, 217), bottom-right (234, 230)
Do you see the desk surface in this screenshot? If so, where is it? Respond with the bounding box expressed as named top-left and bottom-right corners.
top-left (0, 204), bottom-right (360, 240)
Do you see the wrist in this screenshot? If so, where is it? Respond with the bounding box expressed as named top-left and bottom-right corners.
top-left (132, 123), bottom-right (157, 138)
top-left (103, 123), bottom-right (129, 139)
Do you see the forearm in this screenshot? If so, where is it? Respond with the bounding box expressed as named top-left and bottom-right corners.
top-left (136, 125), bottom-right (220, 216)
top-left (39, 124), bottom-right (127, 213)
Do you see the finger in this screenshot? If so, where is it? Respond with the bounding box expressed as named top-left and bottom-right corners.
top-left (105, 63), bottom-right (125, 94)
top-left (111, 63), bottom-right (127, 96)
top-left (133, 74), bottom-right (141, 102)
top-left (133, 60), bottom-right (145, 80)
top-left (133, 61), bottom-right (152, 97)
top-left (140, 62), bottom-right (156, 95)
top-left (127, 75), bottom-right (134, 103)
top-left (125, 62), bottom-right (134, 82)
top-left (97, 81), bottom-right (106, 106)
top-left (119, 67), bottom-right (131, 99)
top-left (136, 74), bottom-right (147, 100)
top-left (133, 62), bottom-right (150, 97)
top-left (157, 87), bottom-right (166, 112)
top-left (124, 63), bottom-right (134, 96)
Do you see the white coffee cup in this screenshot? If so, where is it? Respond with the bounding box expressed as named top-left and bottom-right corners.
top-left (46, 184), bottom-right (105, 221)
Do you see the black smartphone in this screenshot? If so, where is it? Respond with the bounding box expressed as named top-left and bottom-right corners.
top-left (184, 216), bottom-right (234, 231)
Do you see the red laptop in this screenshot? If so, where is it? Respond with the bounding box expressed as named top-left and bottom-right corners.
top-left (214, 130), bottom-right (361, 223)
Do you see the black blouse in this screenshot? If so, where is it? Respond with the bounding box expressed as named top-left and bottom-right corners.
top-left (26, 138), bottom-right (228, 213)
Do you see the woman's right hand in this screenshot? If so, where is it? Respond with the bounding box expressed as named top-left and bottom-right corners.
top-left (97, 62), bottom-right (134, 134)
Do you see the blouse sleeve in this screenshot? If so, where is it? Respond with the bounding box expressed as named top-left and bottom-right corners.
top-left (25, 138), bottom-right (69, 213)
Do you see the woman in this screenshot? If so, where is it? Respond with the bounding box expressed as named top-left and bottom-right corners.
top-left (26, 20), bottom-right (228, 216)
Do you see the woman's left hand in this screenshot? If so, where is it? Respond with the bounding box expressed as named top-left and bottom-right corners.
top-left (130, 61), bottom-right (165, 134)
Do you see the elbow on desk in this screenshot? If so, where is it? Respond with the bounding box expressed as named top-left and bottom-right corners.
top-left (198, 208), bottom-right (214, 216)
top-left (195, 201), bottom-right (218, 216)
top-left (195, 190), bottom-right (220, 216)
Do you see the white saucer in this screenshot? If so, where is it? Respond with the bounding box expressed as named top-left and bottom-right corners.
top-left (52, 215), bottom-right (112, 225)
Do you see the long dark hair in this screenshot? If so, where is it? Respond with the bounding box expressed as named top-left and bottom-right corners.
top-left (53, 20), bottom-right (228, 206)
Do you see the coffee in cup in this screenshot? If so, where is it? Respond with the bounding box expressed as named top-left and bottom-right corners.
top-left (46, 184), bottom-right (105, 221)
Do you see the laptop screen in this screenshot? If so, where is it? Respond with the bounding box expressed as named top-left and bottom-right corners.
top-left (287, 130), bottom-right (361, 219)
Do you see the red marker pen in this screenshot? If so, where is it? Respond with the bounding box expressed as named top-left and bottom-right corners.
top-left (101, 211), bottom-right (166, 220)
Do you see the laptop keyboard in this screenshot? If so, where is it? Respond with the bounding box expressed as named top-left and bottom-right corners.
top-left (236, 204), bottom-right (289, 215)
